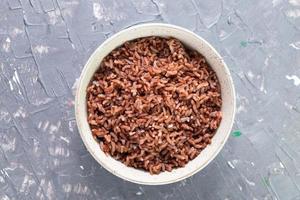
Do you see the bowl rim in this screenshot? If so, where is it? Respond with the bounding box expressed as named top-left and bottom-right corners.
top-left (75, 23), bottom-right (236, 185)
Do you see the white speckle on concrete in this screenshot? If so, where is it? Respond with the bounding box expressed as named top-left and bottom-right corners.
top-left (12, 70), bottom-right (21, 85)
top-left (2, 37), bottom-right (11, 52)
top-left (238, 184), bottom-right (243, 191)
top-left (236, 95), bottom-right (249, 113)
top-left (279, 162), bottom-right (285, 168)
top-left (285, 9), bottom-right (300, 18)
top-left (13, 107), bottom-right (26, 118)
top-left (0, 194), bottom-right (10, 200)
top-left (136, 186), bottom-right (145, 195)
top-left (0, 111), bottom-right (11, 123)
top-left (68, 121), bottom-right (75, 132)
top-left (1, 137), bottom-right (16, 152)
top-left (45, 180), bottom-right (55, 200)
top-left (136, 191), bottom-right (143, 196)
top-left (243, 176), bottom-right (256, 186)
top-left (33, 45), bottom-right (49, 54)
top-left (259, 77), bottom-right (267, 94)
top-left (0, 175), bottom-right (4, 183)
top-left (72, 78), bottom-right (80, 96)
top-left (284, 102), bottom-right (294, 110)
top-left (236, 105), bottom-right (246, 114)
top-left (63, 183), bottom-right (72, 193)
top-left (73, 183), bottom-right (91, 195)
top-left (2, 168), bottom-right (10, 178)
top-left (36, 179), bottom-right (44, 199)
top-left (227, 161), bottom-right (235, 169)
top-left (286, 75), bottom-right (300, 86)
top-left (80, 165), bottom-right (84, 170)
top-left (60, 136), bottom-right (70, 144)
top-left (258, 118), bottom-right (264, 122)
top-left (33, 139), bottom-right (39, 153)
top-left (12, 27), bottom-right (23, 36)
top-left (48, 145), bottom-right (70, 157)
top-left (264, 55), bottom-right (271, 66)
top-left (42, 121), bottom-right (50, 132)
top-left (20, 175), bottom-right (35, 194)
top-left (8, 80), bottom-right (13, 91)
top-left (93, 3), bottom-right (103, 20)
top-left (157, 2), bottom-right (165, 7)
top-left (219, 30), bottom-right (228, 40)
top-left (247, 71), bottom-right (254, 79)
top-left (37, 121), bottom-right (42, 129)
top-left (92, 2), bottom-right (126, 21)
top-left (32, 97), bottom-right (52, 106)
top-left (289, 41), bottom-right (300, 50)
top-left (289, 0), bottom-right (300, 6)
top-left (49, 121), bottom-right (61, 134)
top-left (53, 158), bottom-right (59, 167)
top-left (47, 9), bottom-right (60, 25)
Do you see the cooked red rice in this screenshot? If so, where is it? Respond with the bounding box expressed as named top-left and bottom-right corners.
top-left (87, 37), bottom-right (222, 174)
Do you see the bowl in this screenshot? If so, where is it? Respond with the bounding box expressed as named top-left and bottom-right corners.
top-left (75, 23), bottom-right (236, 185)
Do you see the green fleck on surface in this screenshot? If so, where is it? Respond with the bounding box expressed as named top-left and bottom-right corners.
top-left (262, 177), bottom-right (270, 187)
top-left (240, 41), bottom-right (247, 47)
top-left (232, 130), bottom-right (242, 137)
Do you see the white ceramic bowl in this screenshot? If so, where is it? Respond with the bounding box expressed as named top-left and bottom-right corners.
top-left (75, 23), bottom-right (236, 185)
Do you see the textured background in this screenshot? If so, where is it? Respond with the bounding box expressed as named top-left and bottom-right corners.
top-left (0, 0), bottom-right (300, 199)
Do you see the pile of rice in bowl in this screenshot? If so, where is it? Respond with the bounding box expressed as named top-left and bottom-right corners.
top-left (87, 37), bottom-right (222, 174)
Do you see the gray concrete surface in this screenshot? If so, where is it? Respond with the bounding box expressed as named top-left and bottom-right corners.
top-left (0, 0), bottom-right (300, 199)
